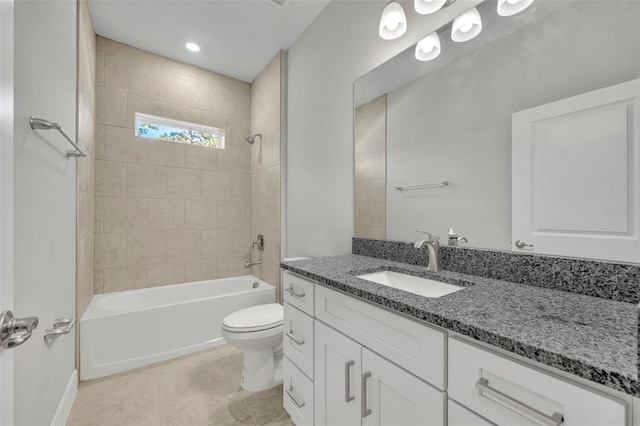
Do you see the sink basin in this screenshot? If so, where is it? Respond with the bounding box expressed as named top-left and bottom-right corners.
top-left (356, 271), bottom-right (465, 298)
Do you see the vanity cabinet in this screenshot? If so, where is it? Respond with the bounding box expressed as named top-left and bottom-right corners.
top-left (315, 321), bottom-right (445, 426)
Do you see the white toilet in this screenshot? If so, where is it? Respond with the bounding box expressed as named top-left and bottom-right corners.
top-left (222, 257), bottom-right (309, 391)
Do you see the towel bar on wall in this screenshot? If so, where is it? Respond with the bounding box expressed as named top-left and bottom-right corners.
top-left (29, 116), bottom-right (87, 158)
top-left (395, 181), bottom-right (449, 191)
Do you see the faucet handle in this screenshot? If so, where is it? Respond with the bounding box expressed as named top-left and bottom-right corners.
top-left (416, 230), bottom-right (439, 241)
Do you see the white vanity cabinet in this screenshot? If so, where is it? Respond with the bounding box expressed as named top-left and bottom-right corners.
top-left (315, 321), bottom-right (445, 426)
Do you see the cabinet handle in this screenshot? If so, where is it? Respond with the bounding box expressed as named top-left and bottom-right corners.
top-left (285, 330), bottom-right (305, 346)
top-left (286, 386), bottom-right (305, 409)
top-left (345, 360), bottom-right (355, 403)
top-left (361, 371), bottom-right (372, 417)
top-left (476, 378), bottom-right (564, 426)
top-left (286, 286), bottom-right (306, 299)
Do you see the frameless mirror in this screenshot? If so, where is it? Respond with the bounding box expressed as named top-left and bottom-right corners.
top-left (353, 0), bottom-right (640, 262)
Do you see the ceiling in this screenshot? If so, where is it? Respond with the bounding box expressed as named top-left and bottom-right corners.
top-left (87, 0), bottom-right (331, 83)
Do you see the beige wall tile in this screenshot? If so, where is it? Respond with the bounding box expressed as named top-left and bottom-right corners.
top-left (104, 125), bottom-right (148, 163)
top-left (167, 167), bottom-right (202, 199)
top-left (77, 149), bottom-right (95, 194)
top-left (202, 171), bottom-right (232, 200)
top-left (218, 257), bottom-right (247, 278)
top-left (104, 47), bottom-right (147, 96)
top-left (251, 199), bottom-right (279, 231)
top-left (94, 270), bottom-right (104, 294)
top-left (202, 230), bottom-right (233, 259)
top-left (185, 260), bottom-right (218, 283)
top-left (260, 231), bottom-right (280, 265)
top-left (184, 200), bottom-right (218, 230)
top-left (95, 233), bottom-right (127, 269)
top-left (96, 160), bottom-right (126, 196)
top-left (127, 94), bottom-right (167, 129)
top-left (147, 140), bottom-right (185, 167)
top-left (103, 267), bottom-right (147, 293)
top-left (355, 226), bottom-right (386, 239)
top-left (126, 232), bottom-right (168, 266)
top-left (218, 144), bottom-right (250, 174)
top-left (184, 75), bottom-right (217, 112)
top-left (78, 190), bottom-right (94, 239)
top-left (103, 197), bottom-right (147, 232)
top-left (232, 229), bottom-right (250, 257)
top-left (251, 165), bottom-right (279, 201)
top-left (355, 203), bottom-right (385, 228)
top-left (166, 104), bottom-right (202, 124)
top-left (148, 263), bottom-right (185, 287)
top-left (77, 234), bottom-right (94, 319)
top-left (232, 174), bottom-right (250, 202)
top-left (168, 60), bottom-right (202, 80)
top-left (200, 112), bottom-right (230, 133)
top-left (126, 163), bottom-right (167, 198)
top-left (219, 201), bottom-right (249, 229)
top-left (148, 68), bottom-right (185, 104)
top-left (95, 51), bottom-right (104, 88)
top-left (355, 179), bottom-right (385, 204)
top-left (147, 199), bottom-right (185, 231)
top-left (168, 230), bottom-right (202, 262)
top-left (96, 86), bottom-right (127, 127)
top-left (217, 84), bottom-right (250, 119)
top-left (185, 145), bottom-right (218, 171)
top-left (95, 124), bottom-right (105, 159)
top-left (94, 196), bottom-right (104, 233)
top-left (126, 45), bottom-right (167, 70)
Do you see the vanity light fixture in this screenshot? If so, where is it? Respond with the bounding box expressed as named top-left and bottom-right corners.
top-left (185, 42), bottom-right (200, 52)
top-left (414, 0), bottom-right (456, 15)
top-left (451, 7), bottom-right (482, 42)
top-left (379, 2), bottom-right (408, 40)
top-left (415, 32), bottom-right (441, 61)
top-left (497, 0), bottom-right (534, 16)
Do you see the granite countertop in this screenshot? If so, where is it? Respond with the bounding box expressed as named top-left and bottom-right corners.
top-left (281, 254), bottom-right (639, 396)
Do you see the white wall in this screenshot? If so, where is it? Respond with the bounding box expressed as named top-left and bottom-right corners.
top-left (14, 1), bottom-right (77, 424)
top-left (285, 0), bottom-right (484, 258)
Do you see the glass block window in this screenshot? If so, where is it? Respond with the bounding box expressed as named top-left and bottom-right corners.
top-left (135, 112), bottom-right (225, 149)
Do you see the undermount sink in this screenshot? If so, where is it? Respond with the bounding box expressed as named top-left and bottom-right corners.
top-left (356, 271), bottom-right (465, 298)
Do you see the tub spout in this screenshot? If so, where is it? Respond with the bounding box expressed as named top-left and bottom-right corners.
top-left (244, 259), bottom-right (262, 269)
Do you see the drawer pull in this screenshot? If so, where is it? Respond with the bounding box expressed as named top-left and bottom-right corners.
top-left (285, 330), bottom-right (305, 346)
top-left (361, 371), bottom-right (372, 417)
top-left (345, 360), bottom-right (355, 403)
top-left (286, 286), bottom-right (306, 299)
top-left (476, 378), bottom-right (564, 426)
top-left (286, 386), bottom-right (305, 409)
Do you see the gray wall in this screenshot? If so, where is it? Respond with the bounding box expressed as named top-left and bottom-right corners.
top-left (386, 0), bottom-right (640, 248)
top-left (286, 0), bottom-right (483, 258)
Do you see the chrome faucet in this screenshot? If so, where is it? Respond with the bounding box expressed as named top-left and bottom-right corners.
top-left (414, 230), bottom-right (441, 272)
top-left (244, 259), bottom-right (262, 269)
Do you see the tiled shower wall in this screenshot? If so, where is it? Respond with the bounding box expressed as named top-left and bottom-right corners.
top-left (77, 0), bottom-right (96, 318)
top-left (250, 52), bottom-right (282, 295)
top-left (354, 94), bottom-right (386, 239)
top-left (94, 37), bottom-right (252, 293)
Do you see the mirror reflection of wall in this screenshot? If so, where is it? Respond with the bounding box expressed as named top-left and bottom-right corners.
top-left (354, 0), bottom-right (640, 258)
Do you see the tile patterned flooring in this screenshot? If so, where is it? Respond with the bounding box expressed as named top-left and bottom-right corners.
top-left (68, 345), bottom-right (293, 426)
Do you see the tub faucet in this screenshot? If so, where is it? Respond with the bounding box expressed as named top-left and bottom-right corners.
top-left (244, 259), bottom-right (262, 269)
top-left (414, 230), bottom-right (441, 272)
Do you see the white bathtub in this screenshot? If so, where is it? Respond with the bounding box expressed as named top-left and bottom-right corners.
top-left (80, 275), bottom-right (274, 380)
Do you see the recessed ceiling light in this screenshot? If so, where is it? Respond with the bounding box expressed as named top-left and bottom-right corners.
top-left (185, 42), bottom-right (200, 52)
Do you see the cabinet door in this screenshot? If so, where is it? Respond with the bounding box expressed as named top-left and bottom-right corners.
top-left (361, 348), bottom-right (445, 426)
top-left (314, 321), bottom-right (362, 426)
top-left (448, 400), bottom-right (495, 426)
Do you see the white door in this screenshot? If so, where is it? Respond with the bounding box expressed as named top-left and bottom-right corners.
top-left (0, 0), bottom-right (15, 423)
top-left (314, 321), bottom-right (362, 426)
top-left (512, 79), bottom-right (640, 262)
top-left (361, 348), bottom-right (445, 426)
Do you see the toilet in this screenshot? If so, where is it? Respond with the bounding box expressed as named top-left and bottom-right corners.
top-left (222, 257), bottom-right (309, 391)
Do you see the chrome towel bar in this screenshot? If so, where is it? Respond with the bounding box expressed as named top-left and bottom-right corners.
top-left (43, 318), bottom-right (75, 342)
top-left (29, 116), bottom-right (87, 158)
top-left (395, 181), bottom-right (449, 191)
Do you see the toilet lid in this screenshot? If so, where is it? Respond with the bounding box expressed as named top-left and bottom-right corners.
top-left (222, 303), bottom-right (283, 332)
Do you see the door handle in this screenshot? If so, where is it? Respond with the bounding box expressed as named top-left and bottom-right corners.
top-left (0, 310), bottom-right (39, 349)
top-left (361, 371), bottom-right (372, 417)
top-left (515, 240), bottom-right (534, 249)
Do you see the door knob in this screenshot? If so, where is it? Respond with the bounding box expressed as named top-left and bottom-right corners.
top-left (515, 240), bottom-right (534, 249)
top-left (0, 310), bottom-right (39, 349)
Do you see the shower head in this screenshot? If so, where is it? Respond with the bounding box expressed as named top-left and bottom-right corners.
top-left (245, 133), bottom-right (262, 145)
top-left (29, 116), bottom-right (60, 130)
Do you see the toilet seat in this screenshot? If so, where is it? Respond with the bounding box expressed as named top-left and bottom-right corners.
top-left (222, 303), bottom-right (283, 333)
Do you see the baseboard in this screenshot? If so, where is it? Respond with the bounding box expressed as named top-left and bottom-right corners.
top-left (51, 369), bottom-right (77, 426)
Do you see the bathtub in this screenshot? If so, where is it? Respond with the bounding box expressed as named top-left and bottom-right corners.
top-left (80, 275), bottom-right (274, 380)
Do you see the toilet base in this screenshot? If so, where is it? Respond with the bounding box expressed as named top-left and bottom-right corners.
top-left (240, 348), bottom-right (283, 391)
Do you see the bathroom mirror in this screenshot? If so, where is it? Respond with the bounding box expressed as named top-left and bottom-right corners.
top-left (353, 0), bottom-right (640, 261)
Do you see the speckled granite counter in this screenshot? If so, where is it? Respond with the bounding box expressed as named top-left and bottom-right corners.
top-left (281, 254), bottom-right (639, 396)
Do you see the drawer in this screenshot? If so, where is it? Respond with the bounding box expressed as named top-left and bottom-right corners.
top-left (448, 400), bottom-right (494, 426)
top-left (284, 302), bottom-right (314, 380)
top-left (283, 357), bottom-right (314, 426)
top-left (448, 338), bottom-right (627, 426)
top-left (283, 272), bottom-right (315, 316)
top-left (314, 285), bottom-right (445, 389)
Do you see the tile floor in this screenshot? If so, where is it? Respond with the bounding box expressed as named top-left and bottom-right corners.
top-left (68, 345), bottom-right (293, 426)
